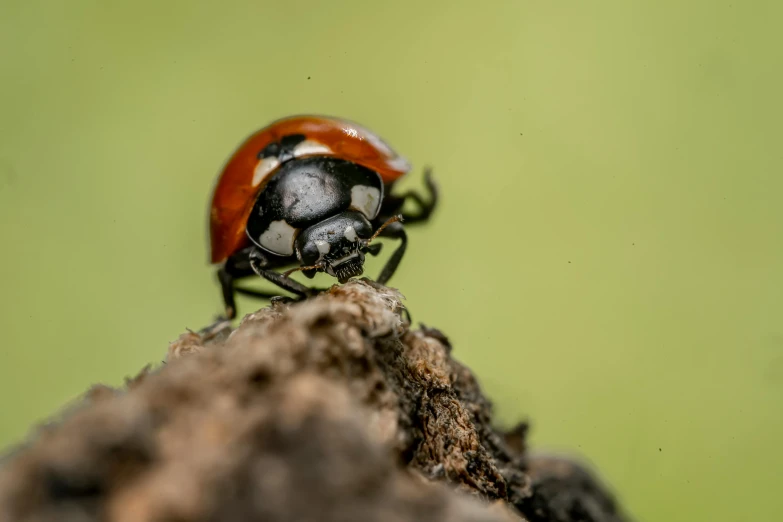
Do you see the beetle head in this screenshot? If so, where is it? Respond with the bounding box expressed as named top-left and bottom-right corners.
top-left (293, 211), bottom-right (373, 283)
top-left (288, 212), bottom-right (403, 283)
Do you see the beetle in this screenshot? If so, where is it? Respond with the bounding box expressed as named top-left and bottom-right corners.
top-left (208, 114), bottom-right (438, 321)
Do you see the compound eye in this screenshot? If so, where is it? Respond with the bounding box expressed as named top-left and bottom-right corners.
top-left (350, 214), bottom-right (373, 239)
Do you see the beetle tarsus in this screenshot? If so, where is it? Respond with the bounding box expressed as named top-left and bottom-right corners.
top-left (401, 306), bottom-right (412, 324)
top-left (270, 295), bottom-right (296, 305)
top-left (196, 316), bottom-right (232, 341)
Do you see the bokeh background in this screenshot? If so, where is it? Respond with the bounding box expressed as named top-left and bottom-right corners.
top-left (2, 1), bottom-right (781, 520)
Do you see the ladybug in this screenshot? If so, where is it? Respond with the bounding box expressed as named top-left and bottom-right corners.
top-left (208, 115), bottom-right (438, 320)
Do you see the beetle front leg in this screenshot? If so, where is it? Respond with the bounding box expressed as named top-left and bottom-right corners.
top-left (249, 250), bottom-right (320, 298)
top-left (218, 250), bottom-right (286, 319)
top-left (375, 221), bottom-right (408, 285)
top-left (370, 221), bottom-right (413, 323)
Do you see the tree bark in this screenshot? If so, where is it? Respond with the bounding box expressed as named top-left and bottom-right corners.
top-left (0, 280), bottom-right (631, 522)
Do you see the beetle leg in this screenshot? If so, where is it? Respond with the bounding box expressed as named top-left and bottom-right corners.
top-left (369, 225), bottom-right (412, 324)
top-left (218, 254), bottom-right (286, 319)
top-left (217, 265), bottom-right (239, 320)
top-left (249, 251), bottom-right (319, 298)
top-left (234, 285), bottom-right (292, 300)
top-left (397, 168), bottom-right (438, 224)
top-left (375, 221), bottom-right (408, 285)
top-left (197, 267), bottom-right (236, 338)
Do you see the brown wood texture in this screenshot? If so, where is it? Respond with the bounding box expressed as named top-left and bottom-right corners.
top-left (0, 280), bottom-right (630, 522)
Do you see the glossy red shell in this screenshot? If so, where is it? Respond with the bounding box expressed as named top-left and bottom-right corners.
top-left (209, 115), bottom-right (411, 264)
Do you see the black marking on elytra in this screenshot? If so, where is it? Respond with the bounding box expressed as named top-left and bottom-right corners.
top-left (257, 133), bottom-right (307, 161)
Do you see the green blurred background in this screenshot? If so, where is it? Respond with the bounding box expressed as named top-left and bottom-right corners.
top-left (2, 1), bottom-right (781, 520)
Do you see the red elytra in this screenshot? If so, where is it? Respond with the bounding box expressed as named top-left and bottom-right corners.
top-left (209, 115), bottom-right (411, 264)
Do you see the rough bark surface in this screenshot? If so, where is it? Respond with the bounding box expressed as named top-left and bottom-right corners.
top-left (0, 280), bottom-right (630, 522)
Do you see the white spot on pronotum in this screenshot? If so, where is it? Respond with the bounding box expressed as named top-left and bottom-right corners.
top-left (350, 185), bottom-right (381, 219)
top-left (259, 220), bottom-right (297, 256)
top-left (293, 139), bottom-right (333, 157)
top-left (252, 157), bottom-right (280, 187)
top-left (314, 240), bottom-right (330, 262)
top-left (344, 225), bottom-right (357, 242)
